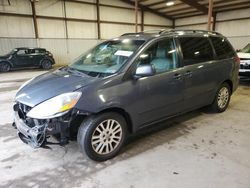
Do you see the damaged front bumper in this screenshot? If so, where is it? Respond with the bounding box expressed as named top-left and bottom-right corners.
top-left (14, 111), bottom-right (47, 148)
top-left (13, 103), bottom-right (73, 148)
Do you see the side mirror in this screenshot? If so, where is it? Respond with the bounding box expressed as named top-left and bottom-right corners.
top-left (134, 64), bottom-right (155, 79)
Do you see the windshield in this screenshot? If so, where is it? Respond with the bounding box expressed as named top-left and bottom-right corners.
top-left (3, 49), bottom-right (17, 56)
top-left (69, 39), bottom-right (145, 77)
top-left (241, 43), bottom-right (250, 53)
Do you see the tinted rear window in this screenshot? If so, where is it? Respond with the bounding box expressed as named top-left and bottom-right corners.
top-left (210, 37), bottom-right (235, 59)
top-left (179, 37), bottom-right (214, 65)
top-left (35, 49), bottom-right (46, 53)
top-left (28, 49), bottom-right (45, 54)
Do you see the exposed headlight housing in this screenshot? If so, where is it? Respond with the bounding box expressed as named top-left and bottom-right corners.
top-left (27, 92), bottom-right (82, 119)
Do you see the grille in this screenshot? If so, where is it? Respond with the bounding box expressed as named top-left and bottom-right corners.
top-left (240, 64), bottom-right (250, 69)
top-left (16, 102), bottom-right (46, 128)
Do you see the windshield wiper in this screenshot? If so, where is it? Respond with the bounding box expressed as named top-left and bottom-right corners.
top-left (63, 66), bottom-right (87, 76)
top-left (62, 66), bottom-right (112, 78)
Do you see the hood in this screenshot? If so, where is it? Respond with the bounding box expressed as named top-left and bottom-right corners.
top-left (237, 52), bottom-right (250, 59)
top-left (15, 69), bottom-right (98, 107)
top-left (0, 55), bottom-right (10, 60)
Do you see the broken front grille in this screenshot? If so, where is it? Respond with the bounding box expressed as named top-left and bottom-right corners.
top-left (240, 64), bottom-right (250, 69)
top-left (15, 102), bottom-right (46, 128)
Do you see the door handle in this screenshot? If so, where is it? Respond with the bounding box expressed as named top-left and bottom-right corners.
top-left (184, 71), bottom-right (192, 77)
top-left (173, 73), bottom-right (182, 80)
top-left (29, 56), bottom-right (33, 58)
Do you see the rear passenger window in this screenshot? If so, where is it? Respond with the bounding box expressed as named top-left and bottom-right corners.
top-left (29, 49), bottom-right (35, 54)
top-left (179, 37), bottom-right (214, 65)
top-left (210, 37), bottom-right (235, 59)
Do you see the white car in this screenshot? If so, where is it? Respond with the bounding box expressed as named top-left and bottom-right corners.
top-left (238, 43), bottom-right (250, 77)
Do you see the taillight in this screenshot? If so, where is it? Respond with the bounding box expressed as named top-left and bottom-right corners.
top-left (233, 55), bottom-right (240, 64)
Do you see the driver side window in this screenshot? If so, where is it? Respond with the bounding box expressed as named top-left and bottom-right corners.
top-left (136, 38), bottom-right (178, 74)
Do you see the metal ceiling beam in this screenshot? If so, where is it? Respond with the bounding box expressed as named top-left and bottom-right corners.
top-left (179, 0), bottom-right (208, 14)
top-left (172, 3), bottom-right (250, 19)
top-left (169, 10), bottom-right (199, 17)
top-left (171, 10), bottom-right (199, 18)
top-left (216, 4), bottom-right (250, 13)
top-left (146, 0), bottom-right (166, 7)
top-left (139, 0), bottom-right (150, 2)
top-left (121, 0), bottom-right (173, 20)
top-left (154, 1), bottom-right (194, 11)
top-left (174, 12), bottom-right (205, 19)
top-left (159, 0), bottom-right (227, 14)
top-left (162, 7), bottom-right (196, 14)
top-left (213, 1), bottom-right (250, 11)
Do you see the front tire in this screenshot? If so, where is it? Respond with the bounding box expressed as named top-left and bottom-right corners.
top-left (211, 83), bottom-right (231, 113)
top-left (0, 62), bottom-right (11, 72)
top-left (77, 112), bottom-right (127, 161)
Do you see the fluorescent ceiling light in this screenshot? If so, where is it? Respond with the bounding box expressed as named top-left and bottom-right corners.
top-left (166, 1), bottom-right (174, 6)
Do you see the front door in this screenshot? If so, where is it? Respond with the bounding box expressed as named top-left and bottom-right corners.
top-left (133, 38), bottom-right (185, 127)
top-left (13, 49), bottom-right (34, 67)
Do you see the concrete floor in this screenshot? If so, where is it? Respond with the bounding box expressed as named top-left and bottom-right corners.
top-left (0, 70), bottom-right (250, 188)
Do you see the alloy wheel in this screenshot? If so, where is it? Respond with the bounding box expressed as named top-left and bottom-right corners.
top-left (217, 87), bottom-right (229, 109)
top-left (91, 119), bottom-right (122, 155)
top-left (0, 63), bottom-right (10, 72)
top-left (42, 60), bottom-right (51, 69)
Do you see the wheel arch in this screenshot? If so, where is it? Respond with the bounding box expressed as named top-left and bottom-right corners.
top-left (98, 107), bottom-right (133, 134)
top-left (0, 60), bottom-right (12, 67)
top-left (39, 57), bottom-right (53, 66)
top-left (223, 79), bottom-right (233, 93)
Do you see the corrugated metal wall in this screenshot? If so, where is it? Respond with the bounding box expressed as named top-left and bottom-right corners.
top-left (0, 38), bottom-right (100, 65)
top-left (175, 8), bottom-right (250, 49)
top-left (0, 0), bottom-right (172, 65)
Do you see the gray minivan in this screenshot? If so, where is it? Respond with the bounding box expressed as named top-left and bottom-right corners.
top-left (13, 30), bottom-right (239, 161)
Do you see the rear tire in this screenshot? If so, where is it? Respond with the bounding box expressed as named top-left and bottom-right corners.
top-left (211, 83), bottom-right (231, 113)
top-left (41, 59), bottom-right (52, 70)
top-left (77, 112), bottom-right (127, 161)
top-left (0, 62), bottom-right (11, 72)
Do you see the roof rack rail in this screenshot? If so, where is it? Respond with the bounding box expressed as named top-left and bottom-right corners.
top-left (140, 29), bottom-right (166, 34)
top-left (161, 29), bottom-right (222, 36)
top-left (120, 33), bottom-right (138, 36)
top-left (121, 29), bottom-right (222, 37)
top-left (121, 29), bottom-right (166, 36)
